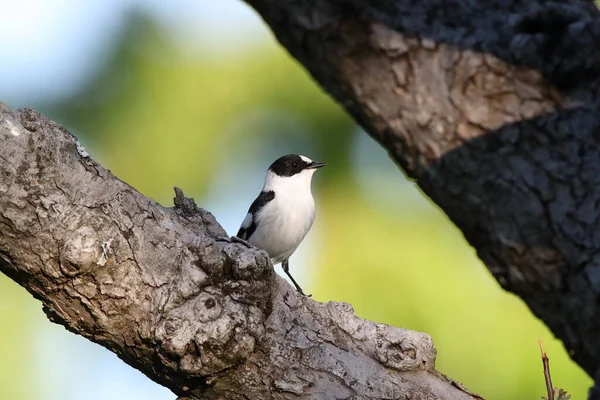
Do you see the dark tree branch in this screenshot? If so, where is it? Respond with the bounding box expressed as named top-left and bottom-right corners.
top-left (241, 0), bottom-right (600, 394)
top-left (0, 103), bottom-right (481, 399)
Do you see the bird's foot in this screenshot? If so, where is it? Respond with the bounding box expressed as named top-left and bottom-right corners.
top-left (293, 284), bottom-right (311, 298)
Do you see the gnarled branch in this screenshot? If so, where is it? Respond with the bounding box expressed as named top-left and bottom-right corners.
top-left (0, 103), bottom-right (480, 399)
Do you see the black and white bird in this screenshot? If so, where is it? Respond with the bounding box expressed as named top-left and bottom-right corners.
top-left (236, 154), bottom-right (325, 296)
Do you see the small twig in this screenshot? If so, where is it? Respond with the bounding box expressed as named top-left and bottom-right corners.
top-left (538, 338), bottom-right (554, 400)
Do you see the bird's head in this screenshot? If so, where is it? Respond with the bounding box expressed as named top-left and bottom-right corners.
top-left (264, 154), bottom-right (325, 192)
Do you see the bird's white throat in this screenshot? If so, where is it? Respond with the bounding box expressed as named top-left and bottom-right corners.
top-left (263, 169), bottom-right (317, 194)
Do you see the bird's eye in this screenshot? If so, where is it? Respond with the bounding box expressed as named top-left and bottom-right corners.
top-left (291, 161), bottom-right (299, 168)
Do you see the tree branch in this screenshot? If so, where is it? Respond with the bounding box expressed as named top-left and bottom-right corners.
top-left (241, 0), bottom-right (600, 392)
top-left (0, 103), bottom-right (481, 398)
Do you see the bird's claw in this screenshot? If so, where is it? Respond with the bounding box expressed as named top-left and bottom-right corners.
top-left (294, 286), bottom-right (311, 297)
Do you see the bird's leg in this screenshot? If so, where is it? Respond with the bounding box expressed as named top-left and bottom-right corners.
top-left (282, 259), bottom-right (311, 297)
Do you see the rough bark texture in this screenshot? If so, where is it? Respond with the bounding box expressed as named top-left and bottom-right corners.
top-left (0, 104), bottom-right (481, 399)
top-left (241, 0), bottom-right (600, 395)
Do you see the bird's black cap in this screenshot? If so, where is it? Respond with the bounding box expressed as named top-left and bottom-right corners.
top-left (268, 154), bottom-right (326, 177)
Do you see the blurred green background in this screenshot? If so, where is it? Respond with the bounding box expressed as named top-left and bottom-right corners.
top-left (0, 1), bottom-right (592, 399)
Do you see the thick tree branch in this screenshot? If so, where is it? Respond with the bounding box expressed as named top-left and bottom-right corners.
top-left (241, 0), bottom-right (600, 392)
top-left (0, 104), bottom-right (480, 399)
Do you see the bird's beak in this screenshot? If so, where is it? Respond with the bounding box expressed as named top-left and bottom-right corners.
top-left (308, 161), bottom-right (326, 169)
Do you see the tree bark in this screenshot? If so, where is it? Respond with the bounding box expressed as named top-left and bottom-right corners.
top-left (0, 104), bottom-right (481, 399)
top-left (241, 0), bottom-right (600, 395)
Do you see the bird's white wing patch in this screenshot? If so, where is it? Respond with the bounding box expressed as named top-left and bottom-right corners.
top-left (240, 212), bottom-right (253, 229)
top-left (299, 155), bottom-right (312, 163)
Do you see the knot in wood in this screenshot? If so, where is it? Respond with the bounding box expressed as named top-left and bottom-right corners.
top-left (375, 327), bottom-right (436, 372)
top-left (59, 226), bottom-right (101, 277)
top-left (195, 292), bottom-right (223, 323)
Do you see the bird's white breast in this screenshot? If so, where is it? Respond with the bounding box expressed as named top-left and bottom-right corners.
top-left (249, 171), bottom-right (316, 264)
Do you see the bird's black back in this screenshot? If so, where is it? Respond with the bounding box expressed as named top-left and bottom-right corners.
top-left (236, 190), bottom-right (275, 240)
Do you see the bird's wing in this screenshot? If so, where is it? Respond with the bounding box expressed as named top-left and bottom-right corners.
top-left (236, 190), bottom-right (275, 240)
top-left (236, 212), bottom-right (254, 240)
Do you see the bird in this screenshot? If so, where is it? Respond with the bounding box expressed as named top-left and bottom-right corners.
top-left (236, 154), bottom-right (325, 296)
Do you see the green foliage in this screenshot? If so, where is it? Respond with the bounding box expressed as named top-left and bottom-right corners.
top-left (0, 275), bottom-right (41, 400)
top-left (49, 13), bottom-right (353, 204)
